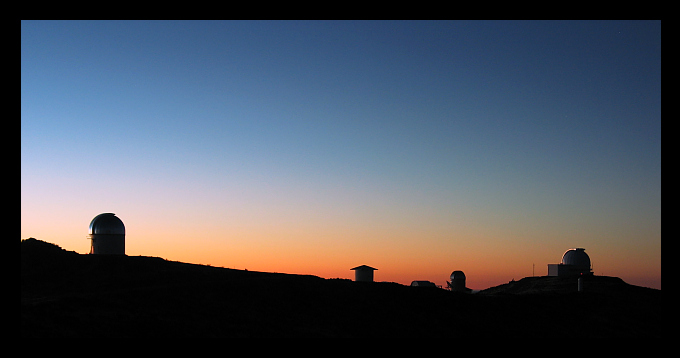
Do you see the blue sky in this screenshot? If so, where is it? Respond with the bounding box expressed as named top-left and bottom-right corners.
top-left (21, 20), bottom-right (661, 289)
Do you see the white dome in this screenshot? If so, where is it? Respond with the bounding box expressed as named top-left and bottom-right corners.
top-left (561, 248), bottom-right (590, 267)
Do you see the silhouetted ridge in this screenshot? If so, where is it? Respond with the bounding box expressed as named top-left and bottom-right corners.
top-left (21, 238), bottom-right (80, 271)
top-left (21, 239), bottom-right (661, 340)
top-left (21, 237), bottom-right (68, 254)
top-left (478, 275), bottom-right (658, 296)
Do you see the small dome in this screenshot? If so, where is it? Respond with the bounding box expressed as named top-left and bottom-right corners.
top-left (450, 270), bottom-right (466, 281)
top-left (562, 248), bottom-right (590, 267)
top-left (89, 213), bottom-right (125, 235)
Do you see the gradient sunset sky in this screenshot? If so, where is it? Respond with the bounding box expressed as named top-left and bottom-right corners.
top-left (21, 20), bottom-right (661, 289)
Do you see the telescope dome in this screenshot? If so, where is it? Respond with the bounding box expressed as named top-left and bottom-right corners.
top-left (561, 248), bottom-right (590, 267)
top-left (88, 213), bottom-right (125, 235)
top-left (450, 270), bottom-right (466, 281)
top-left (448, 270), bottom-right (470, 293)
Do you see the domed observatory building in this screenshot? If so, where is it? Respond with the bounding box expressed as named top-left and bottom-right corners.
top-left (88, 213), bottom-right (125, 255)
top-left (447, 270), bottom-right (471, 293)
top-left (547, 248), bottom-right (592, 277)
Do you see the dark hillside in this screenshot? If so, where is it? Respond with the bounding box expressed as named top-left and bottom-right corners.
top-left (21, 239), bottom-right (661, 340)
top-left (478, 275), bottom-right (659, 297)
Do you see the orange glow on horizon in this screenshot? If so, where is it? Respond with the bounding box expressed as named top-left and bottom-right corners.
top-left (22, 204), bottom-right (661, 291)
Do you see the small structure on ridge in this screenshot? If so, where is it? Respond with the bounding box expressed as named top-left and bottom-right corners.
top-left (351, 265), bottom-right (377, 282)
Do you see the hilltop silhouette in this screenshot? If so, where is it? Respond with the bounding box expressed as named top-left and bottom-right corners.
top-left (21, 238), bottom-right (661, 340)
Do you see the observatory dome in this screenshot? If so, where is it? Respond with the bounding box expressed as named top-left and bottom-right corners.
top-left (88, 213), bottom-right (125, 235)
top-left (561, 248), bottom-right (590, 267)
top-left (448, 270), bottom-right (470, 293)
top-left (450, 270), bottom-right (466, 281)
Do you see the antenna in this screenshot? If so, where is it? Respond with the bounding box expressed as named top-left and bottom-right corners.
top-left (532, 263), bottom-right (535, 277)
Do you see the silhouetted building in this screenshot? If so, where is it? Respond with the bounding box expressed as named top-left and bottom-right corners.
top-left (351, 265), bottom-right (377, 282)
top-left (447, 270), bottom-right (471, 293)
top-left (548, 248), bottom-right (592, 277)
top-left (410, 280), bottom-right (436, 287)
top-left (88, 213), bottom-right (125, 255)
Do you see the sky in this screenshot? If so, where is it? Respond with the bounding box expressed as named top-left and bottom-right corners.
top-left (21, 20), bottom-right (661, 290)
